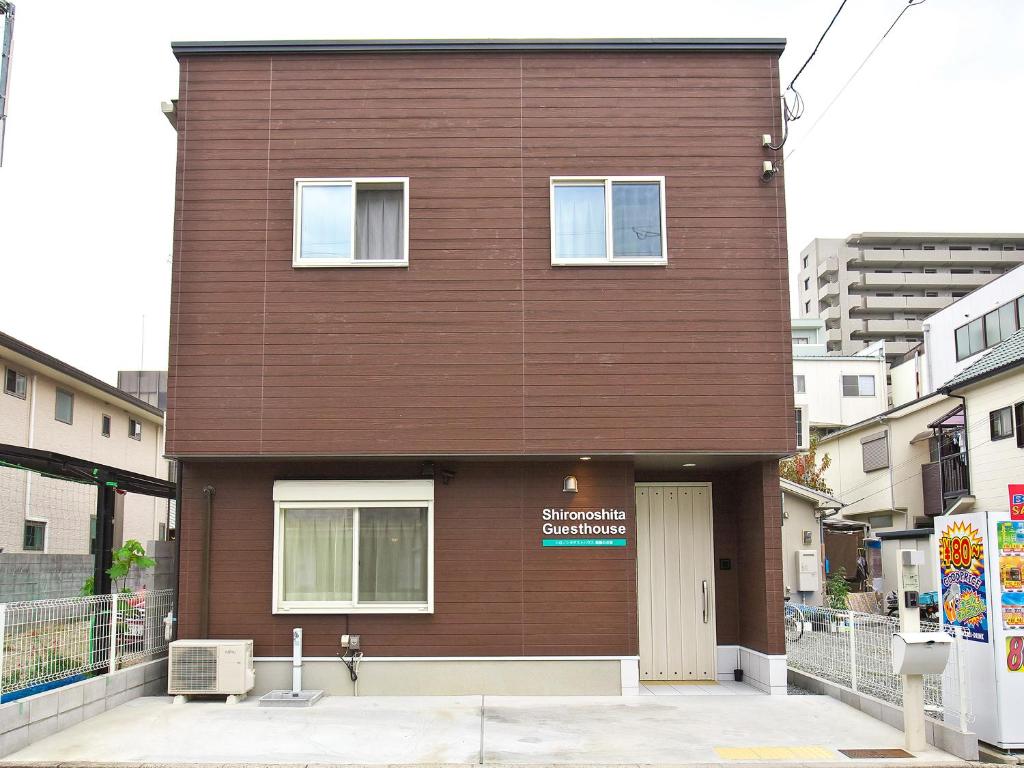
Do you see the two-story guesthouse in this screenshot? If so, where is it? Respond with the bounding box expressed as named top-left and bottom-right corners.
top-left (166, 38), bottom-right (794, 695)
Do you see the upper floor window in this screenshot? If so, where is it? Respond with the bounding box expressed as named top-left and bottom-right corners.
top-left (293, 178), bottom-right (409, 267)
top-left (550, 177), bottom-right (666, 266)
top-left (129, 418), bottom-right (142, 441)
top-left (842, 375), bottom-right (875, 397)
top-left (4, 367), bottom-right (27, 399)
top-left (794, 375), bottom-right (806, 393)
top-left (794, 408), bottom-right (805, 449)
top-left (55, 388), bottom-right (74, 424)
top-left (802, 255), bottom-right (808, 269)
top-left (101, 414), bottom-right (111, 438)
top-left (990, 407), bottom-right (1013, 441)
top-left (861, 431), bottom-right (889, 472)
top-left (804, 301), bottom-right (811, 314)
top-left (955, 298), bottom-right (1021, 361)
top-left (23, 520), bottom-right (46, 552)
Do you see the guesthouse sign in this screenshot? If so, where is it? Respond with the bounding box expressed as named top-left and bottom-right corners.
top-left (541, 508), bottom-right (627, 547)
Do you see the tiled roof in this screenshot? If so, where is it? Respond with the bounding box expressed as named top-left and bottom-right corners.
top-left (943, 327), bottom-right (1024, 391)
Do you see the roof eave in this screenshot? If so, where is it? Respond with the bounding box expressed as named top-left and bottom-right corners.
top-left (171, 38), bottom-right (787, 57)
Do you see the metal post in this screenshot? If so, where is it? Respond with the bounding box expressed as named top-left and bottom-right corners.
top-left (897, 549), bottom-right (926, 752)
top-left (108, 594), bottom-right (119, 673)
top-left (955, 627), bottom-right (969, 734)
top-left (93, 482), bottom-right (116, 595)
top-left (848, 609), bottom-right (858, 692)
top-left (0, 2), bottom-right (15, 167)
top-left (0, 603), bottom-right (7, 700)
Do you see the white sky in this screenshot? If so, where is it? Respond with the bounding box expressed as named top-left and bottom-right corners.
top-left (0, 0), bottom-right (1021, 384)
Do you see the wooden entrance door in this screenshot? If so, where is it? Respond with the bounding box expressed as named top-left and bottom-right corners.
top-left (636, 483), bottom-right (716, 681)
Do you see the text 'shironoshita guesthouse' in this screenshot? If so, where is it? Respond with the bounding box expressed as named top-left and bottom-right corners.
top-left (165, 36), bottom-right (795, 695)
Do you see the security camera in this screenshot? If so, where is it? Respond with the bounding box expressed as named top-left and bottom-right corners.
top-left (761, 161), bottom-right (778, 182)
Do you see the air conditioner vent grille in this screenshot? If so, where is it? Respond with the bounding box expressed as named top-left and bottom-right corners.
top-left (170, 646), bottom-right (217, 692)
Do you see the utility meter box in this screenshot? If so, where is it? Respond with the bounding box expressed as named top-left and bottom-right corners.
top-left (891, 632), bottom-right (952, 675)
top-left (797, 550), bottom-right (819, 592)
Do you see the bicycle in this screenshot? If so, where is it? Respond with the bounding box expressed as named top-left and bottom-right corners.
top-left (784, 600), bottom-right (805, 643)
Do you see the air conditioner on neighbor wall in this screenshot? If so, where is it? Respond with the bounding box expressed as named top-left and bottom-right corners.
top-left (168, 639), bottom-right (255, 696)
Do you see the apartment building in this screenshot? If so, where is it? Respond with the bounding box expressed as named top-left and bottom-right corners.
top-left (791, 319), bottom-right (888, 448)
top-left (0, 332), bottom-right (171, 554)
top-left (166, 38), bottom-right (794, 696)
top-left (117, 370), bottom-right (168, 410)
top-left (798, 233), bottom-right (1024, 363)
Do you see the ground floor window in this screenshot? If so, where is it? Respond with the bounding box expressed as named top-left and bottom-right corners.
top-left (24, 520), bottom-right (46, 551)
top-left (272, 480), bottom-right (433, 614)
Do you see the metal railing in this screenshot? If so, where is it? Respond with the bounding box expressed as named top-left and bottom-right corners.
top-left (0, 589), bottom-right (173, 699)
top-left (786, 604), bottom-right (972, 731)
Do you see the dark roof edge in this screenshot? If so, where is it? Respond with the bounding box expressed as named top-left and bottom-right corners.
top-left (171, 38), bottom-right (787, 57)
top-left (942, 357), bottom-right (1024, 394)
top-left (0, 331), bottom-right (164, 419)
top-left (876, 528), bottom-right (934, 541)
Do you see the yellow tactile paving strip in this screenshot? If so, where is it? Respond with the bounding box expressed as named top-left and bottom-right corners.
top-left (715, 745), bottom-right (837, 761)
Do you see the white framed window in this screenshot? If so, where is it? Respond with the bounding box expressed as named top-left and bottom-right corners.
top-left (55, 388), bottom-right (74, 424)
top-left (272, 480), bottom-right (433, 614)
top-left (128, 417), bottom-right (142, 441)
top-left (842, 375), bottom-right (876, 397)
top-left (4, 367), bottom-right (27, 399)
top-left (293, 178), bottom-right (409, 267)
top-left (795, 407), bottom-right (806, 450)
top-left (550, 176), bottom-right (667, 266)
top-left (794, 375), bottom-right (806, 394)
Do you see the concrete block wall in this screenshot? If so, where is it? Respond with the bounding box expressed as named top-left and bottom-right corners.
top-left (0, 554), bottom-right (92, 601)
top-left (788, 668), bottom-right (979, 760)
top-left (0, 657), bottom-right (167, 758)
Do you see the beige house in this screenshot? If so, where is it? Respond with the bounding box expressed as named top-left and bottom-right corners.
top-left (940, 328), bottom-right (1024, 514)
top-left (780, 479), bottom-right (843, 606)
top-left (0, 331), bottom-right (170, 555)
top-left (816, 392), bottom-right (957, 534)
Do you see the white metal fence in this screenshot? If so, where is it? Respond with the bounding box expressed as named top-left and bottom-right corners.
top-left (786, 604), bottom-right (972, 731)
top-left (0, 589), bottom-right (173, 699)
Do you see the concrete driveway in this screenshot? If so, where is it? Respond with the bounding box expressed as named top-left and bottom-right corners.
top-left (2, 693), bottom-right (965, 766)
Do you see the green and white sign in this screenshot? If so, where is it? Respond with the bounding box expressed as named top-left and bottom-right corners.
top-left (541, 508), bottom-right (627, 548)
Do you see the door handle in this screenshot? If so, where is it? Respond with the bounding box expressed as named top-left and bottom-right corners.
top-left (702, 580), bottom-right (709, 624)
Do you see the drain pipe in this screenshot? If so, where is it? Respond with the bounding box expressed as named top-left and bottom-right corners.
top-left (199, 485), bottom-right (214, 639)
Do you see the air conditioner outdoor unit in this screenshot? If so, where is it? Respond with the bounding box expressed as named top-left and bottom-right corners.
top-left (168, 639), bottom-right (255, 696)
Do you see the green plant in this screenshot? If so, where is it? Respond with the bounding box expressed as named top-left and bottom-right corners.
top-left (79, 539), bottom-right (156, 595)
top-left (825, 566), bottom-right (851, 609)
top-left (779, 435), bottom-right (833, 494)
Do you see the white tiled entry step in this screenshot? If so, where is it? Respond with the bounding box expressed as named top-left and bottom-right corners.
top-left (640, 680), bottom-right (764, 696)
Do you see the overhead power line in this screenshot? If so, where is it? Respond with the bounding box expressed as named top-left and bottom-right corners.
top-left (787, 0), bottom-right (929, 160)
top-left (767, 0), bottom-right (850, 151)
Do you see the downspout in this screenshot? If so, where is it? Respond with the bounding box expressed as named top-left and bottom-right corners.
top-left (199, 484), bottom-right (215, 639)
top-left (171, 461), bottom-right (183, 640)
top-left (22, 373), bottom-right (35, 520)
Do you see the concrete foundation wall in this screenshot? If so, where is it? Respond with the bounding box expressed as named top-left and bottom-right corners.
top-left (0, 553), bottom-right (92, 601)
top-left (253, 658), bottom-right (623, 696)
top-left (788, 667), bottom-right (978, 760)
top-left (0, 657), bottom-right (167, 758)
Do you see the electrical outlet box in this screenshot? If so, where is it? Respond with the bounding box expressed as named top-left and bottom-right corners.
top-left (340, 634), bottom-right (361, 650)
top-left (797, 550), bottom-right (819, 592)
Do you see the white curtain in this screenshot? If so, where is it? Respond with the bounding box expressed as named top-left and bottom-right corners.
top-left (612, 182), bottom-right (661, 259)
top-left (355, 188), bottom-right (404, 261)
top-left (553, 185), bottom-right (606, 259)
top-left (300, 184), bottom-right (353, 259)
top-left (358, 507), bottom-right (428, 602)
top-left (282, 508), bottom-right (353, 601)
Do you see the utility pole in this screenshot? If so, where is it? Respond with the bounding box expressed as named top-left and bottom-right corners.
top-left (0, 2), bottom-right (14, 167)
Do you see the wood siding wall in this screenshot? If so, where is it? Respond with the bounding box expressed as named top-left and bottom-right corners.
top-left (178, 458), bottom-right (779, 656)
top-left (168, 50), bottom-right (793, 458)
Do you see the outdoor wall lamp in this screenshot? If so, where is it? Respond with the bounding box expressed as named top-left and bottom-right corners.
top-left (562, 475), bottom-right (578, 493)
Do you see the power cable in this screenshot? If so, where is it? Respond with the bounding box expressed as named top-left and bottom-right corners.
top-left (767, 0), bottom-right (849, 151)
top-left (787, 0), bottom-right (929, 160)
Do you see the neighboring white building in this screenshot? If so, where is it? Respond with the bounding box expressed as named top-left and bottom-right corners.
top-left (0, 331), bottom-right (171, 555)
top-left (791, 319), bottom-right (889, 449)
top-left (798, 233), bottom-right (1024, 364)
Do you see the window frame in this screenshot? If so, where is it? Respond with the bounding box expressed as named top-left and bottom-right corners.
top-left (128, 417), bottom-right (142, 441)
top-left (990, 406), bottom-right (1014, 441)
top-left (794, 374), bottom-right (806, 394)
top-left (271, 480), bottom-right (434, 615)
top-left (54, 388), bottom-right (74, 424)
top-left (842, 374), bottom-right (876, 397)
top-left (861, 431), bottom-right (890, 473)
top-left (794, 406), bottom-right (806, 450)
top-left (549, 176), bottom-right (668, 266)
top-left (292, 177), bottom-right (410, 268)
top-left (101, 414), bottom-right (111, 438)
top-left (23, 519), bottom-right (46, 552)
top-left (1016, 402), bottom-right (1024, 449)
top-left (4, 367), bottom-right (27, 399)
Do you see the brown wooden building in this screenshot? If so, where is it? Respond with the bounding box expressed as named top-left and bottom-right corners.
top-left (167, 38), bottom-right (794, 695)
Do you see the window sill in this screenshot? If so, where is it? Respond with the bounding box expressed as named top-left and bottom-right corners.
top-left (293, 259), bottom-right (409, 269)
top-left (551, 259), bottom-right (668, 267)
top-left (274, 604), bottom-right (433, 615)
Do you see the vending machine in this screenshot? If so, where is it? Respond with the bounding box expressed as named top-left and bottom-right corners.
top-left (936, 510), bottom-right (1024, 750)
